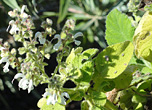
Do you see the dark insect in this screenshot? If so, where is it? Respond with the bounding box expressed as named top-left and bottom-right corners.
top-left (139, 0), bottom-right (152, 11)
top-left (104, 55), bottom-right (109, 61)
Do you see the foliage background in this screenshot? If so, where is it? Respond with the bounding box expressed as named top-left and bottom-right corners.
top-left (0, 0), bottom-right (128, 109)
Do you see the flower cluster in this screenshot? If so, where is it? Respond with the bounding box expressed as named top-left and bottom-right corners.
top-left (12, 73), bottom-right (34, 93)
top-left (0, 47), bottom-right (10, 73)
top-left (0, 40), bottom-right (16, 73)
top-left (0, 5), bottom-right (84, 107)
top-left (43, 88), bottom-right (70, 105)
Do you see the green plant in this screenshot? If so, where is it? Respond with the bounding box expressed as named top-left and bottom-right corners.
top-left (1, 0), bottom-right (152, 110)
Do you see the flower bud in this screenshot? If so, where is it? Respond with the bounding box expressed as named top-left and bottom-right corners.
top-left (11, 48), bottom-right (16, 55)
top-left (46, 18), bottom-right (53, 26)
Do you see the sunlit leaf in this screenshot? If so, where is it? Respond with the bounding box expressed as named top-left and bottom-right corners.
top-left (37, 98), bottom-right (65, 110)
top-left (132, 90), bottom-right (147, 103)
top-left (81, 100), bottom-right (90, 110)
top-left (114, 65), bottom-right (137, 89)
top-left (133, 11), bottom-right (152, 62)
top-left (95, 41), bottom-right (134, 79)
top-left (105, 9), bottom-right (134, 45)
top-left (88, 89), bottom-right (107, 107)
top-left (2, 0), bottom-right (20, 10)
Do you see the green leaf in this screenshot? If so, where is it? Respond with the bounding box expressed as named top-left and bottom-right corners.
top-left (66, 47), bottom-right (83, 64)
top-left (141, 66), bottom-right (152, 74)
top-left (66, 88), bottom-right (85, 101)
top-left (2, 0), bottom-right (20, 10)
top-left (95, 41), bottom-right (134, 79)
top-left (74, 47), bottom-right (83, 54)
top-left (70, 14), bottom-right (91, 20)
top-left (92, 72), bottom-right (115, 92)
top-left (66, 48), bottom-right (75, 64)
top-left (81, 100), bottom-right (90, 110)
top-left (42, 12), bottom-right (58, 18)
top-left (58, 0), bottom-right (71, 24)
top-left (87, 28), bottom-right (94, 43)
top-left (132, 93), bottom-right (147, 103)
top-left (135, 103), bottom-right (143, 110)
top-left (133, 11), bottom-right (152, 62)
top-left (82, 48), bottom-right (99, 60)
top-left (142, 59), bottom-right (152, 69)
top-left (105, 9), bottom-right (134, 45)
top-left (18, 47), bottom-right (27, 55)
top-left (137, 79), bottom-right (152, 91)
top-left (75, 61), bottom-right (94, 84)
top-left (88, 90), bottom-right (107, 107)
top-left (114, 65), bottom-right (137, 89)
top-left (65, 48), bottom-right (95, 85)
top-left (37, 98), bottom-right (65, 110)
top-left (114, 88), bottom-right (135, 109)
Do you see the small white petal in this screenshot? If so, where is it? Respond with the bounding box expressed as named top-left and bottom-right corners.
top-left (52, 93), bottom-right (57, 105)
top-left (6, 25), bottom-right (10, 32)
top-left (54, 34), bottom-right (60, 39)
top-left (60, 92), bottom-right (70, 105)
top-left (12, 73), bottom-right (24, 83)
top-left (8, 11), bottom-right (13, 16)
top-left (9, 20), bottom-right (15, 25)
top-left (46, 92), bottom-right (58, 105)
top-left (28, 79), bottom-right (34, 93)
top-left (20, 13), bottom-right (28, 19)
top-left (6, 20), bottom-right (15, 33)
top-left (47, 94), bottom-right (56, 105)
top-left (60, 96), bottom-right (66, 105)
top-left (43, 92), bottom-right (51, 98)
top-left (53, 34), bottom-right (62, 50)
top-left (72, 32), bottom-right (83, 46)
top-left (62, 92), bottom-right (70, 98)
top-left (35, 32), bottom-right (46, 44)
top-left (3, 62), bottom-right (9, 73)
top-left (9, 24), bottom-right (19, 35)
top-left (53, 42), bottom-right (62, 50)
top-left (74, 40), bottom-right (81, 46)
top-left (39, 37), bottom-right (46, 44)
top-left (0, 57), bottom-right (8, 64)
top-left (35, 32), bottom-right (42, 38)
top-left (47, 95), bottom-right (53, 105)
top-left (54, 93), bottom-right (58, 103)
top-left (3, 67), bottom-right (9, 73)
top-left (0, 47), bottom-right (5, 51)
top-left (21, 5), bottom-right (27, 14)
top-left (18, 77), bottom-right (28, 90)
top-left (73, 32), bottom-right (83, 39)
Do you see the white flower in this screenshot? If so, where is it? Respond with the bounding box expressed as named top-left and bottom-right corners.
top-left (3, 62), bottom-right (9, 73)
top-left (43, 89), bottom-right (70, 105)
top-left (8, 10), bottom-right (16, 17)
top-left (0, 57), bottom-right (10, 73)
top-left (35, 32), bottom-right (46, 44)
top-left (6, 20), bottom-right (20, 35)
top-left (72, 32), bottom-right (83, 46)
top-left (60, 92), bottom-right (70, 105)
top-left (0, 47), bottom-right (10, 73)
top-left (20, 5), bottom-right (28, 19)
top-left (43, 90), bottom-right (57, 105)
top-left (12, 73), bottom-right (34, 93)
top-left (53, 34), bottom-right (62, 50)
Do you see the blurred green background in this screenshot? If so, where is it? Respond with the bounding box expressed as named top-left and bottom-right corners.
top-left (0, 0), bottom-right (128, 109)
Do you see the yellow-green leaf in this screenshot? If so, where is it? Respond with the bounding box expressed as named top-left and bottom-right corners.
top-left (133, 11), bottom-right (152, 62)
top-left (37, 98), bottom-right (65, 110)
top-left (95, 41), bottom-right (134, 79)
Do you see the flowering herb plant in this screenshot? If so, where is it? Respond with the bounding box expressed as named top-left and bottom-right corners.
top-left (2, 1), bottom-right (152, 109)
